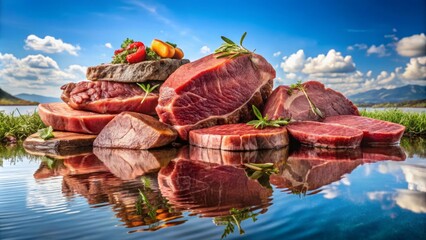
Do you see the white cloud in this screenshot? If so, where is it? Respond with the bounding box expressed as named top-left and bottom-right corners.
top-left (367, 44), bottom-right (389, 57)
top-left (24, 34), bottom-right (81, 56)
top-left (395, 190), bottom-right (426, 213)
top-left (280, 49), bottom-right (305, 73)
top-left (0, 52), bottom-right (86, 96)
top-left (277, 48), bottom-right (423, 96)
top-left (396, 33), bottom-right (426, 57)
top-left (302, 49), bottom-right (356, 74)
top-left (105, 43), bottom-right (112, 49)
top-left (347, 43), bottom-right (368, 51)
top-left (400, 56), bottom-right (426, 81)
top-left (200, 46), bottom-right (211, 55)
top-left (273, 51), bottom-right (281, 57)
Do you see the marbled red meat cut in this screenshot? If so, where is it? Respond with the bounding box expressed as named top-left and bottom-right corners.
top-left (189, 123), bottom-right (288, 151)
top-left (323, 115), bottom-right (405, 145)
top-left (287, 121), bottom-right (363, 148)
top-left (61, 81), bottom-right (158, 114)
top-left (38, 103), bottom-right (116, 134)
top-left (156, 54), bottom-right (275, 140)
top-left (263, 81), bottom-right (359, 121)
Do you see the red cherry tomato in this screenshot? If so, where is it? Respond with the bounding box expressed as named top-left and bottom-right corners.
top-left (126, 42), bottom-right (146, 63)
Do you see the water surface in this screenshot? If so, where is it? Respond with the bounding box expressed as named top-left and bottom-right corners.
top-left (0, 137), bottom-right (425, 240)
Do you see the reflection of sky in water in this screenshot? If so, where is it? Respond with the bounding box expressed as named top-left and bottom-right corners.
top-left (367, 157), bottom-right (426, 214)
top-left (26, 177), bottom-right (78, 214)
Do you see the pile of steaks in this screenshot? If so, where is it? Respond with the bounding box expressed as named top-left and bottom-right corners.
top-left (38, 53), bottom-right (405, 151)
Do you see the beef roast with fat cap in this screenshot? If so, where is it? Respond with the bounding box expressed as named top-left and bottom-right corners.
top-left (93, 112), bottom-right (177, 149)
top-left (156, 54), bottom-right (275, 140)
top-left (323, 115), bottom-right (405, 145)
top-left (287, 121), bottom-right (364, 148)
top-left (86, 58), bottom-right (190, 82)
top-left (61, 81), bottom-right (158, 114)
top-left (38, 103), bottom-right (116, 134)
top-left (263, 81), bottom-right (359, 121)
top-left (189, 123), bottom-right (288, 151)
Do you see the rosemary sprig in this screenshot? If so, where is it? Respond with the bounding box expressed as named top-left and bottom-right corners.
top-left (288, 80), bottom-right (324, 119)
top-left (214, 32), bottom-right (254, 59)
top-left (136, 83), bottom-right (160, 104)
top-left (247, 105), bottom-right (289, 129)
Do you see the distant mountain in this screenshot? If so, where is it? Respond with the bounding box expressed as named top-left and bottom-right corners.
top-left (0, 88), bottom-right (38, 105)
top-left (348, 85), bottom-right (426, 104)
top-left (15, 93), bottom-right (61, 103)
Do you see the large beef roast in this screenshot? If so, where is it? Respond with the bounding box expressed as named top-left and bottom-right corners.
top-left (156, 54), bottom-right (276, 140)
top-left (86, 58), bottom-right (190, 82)
top-left (189, 123), bottom-right (288, 151)
top-left (38, 103), bottom-right (116, 134)
top-left (287, 121), bottom-right (364, 148)
top-left (61, 81), bottom-right (158, 114)
top-left (93, 112), bottom-right (177, 149)
top-left (263, 81), bottom-right (359, 121)
top-left (323, 115), bottom-right (405, 145)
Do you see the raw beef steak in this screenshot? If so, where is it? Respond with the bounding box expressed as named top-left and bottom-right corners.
top-left (86, 58), bottom-right (190, 82)
top-left (323, 115), bottom-right (405, 145)
top-left (93, 112), bottom-right (177, 149)
top-left (287, 121), bottom-right (363, 148)
top-left (38, 103), bottom-right (116, 134)
top-left (156, 54), bottom-right (275, 140)
top-left (263, 81), bottom-right (359, 121)
top-left (61, 81), bottom-right (158, 114)
top-left (189, 123), bottom-right (288, 151)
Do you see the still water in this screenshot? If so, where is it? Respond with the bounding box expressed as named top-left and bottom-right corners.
top-left (0, 138), bottom-right (425, 240)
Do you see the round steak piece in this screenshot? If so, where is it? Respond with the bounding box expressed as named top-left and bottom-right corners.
top-left (189, 123), bottom-right (288, 151)
top-left (287, 121), bottom-right (364, 148)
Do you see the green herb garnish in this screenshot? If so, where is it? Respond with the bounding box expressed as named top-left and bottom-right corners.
top-left (146, 47), bottom-right (160, 60)
top-left (137, 83), bottom-right (160, 104)
top-left (247, 105), bottom-right (289, 129)
top-left (121, 38), bottom-right (134, 49)
top-left (214, 32), bottom-right (254, 59)
top-left (288, 80), bottom-right (324, 119)
top-left (37, 126), bottom-right (54, 140)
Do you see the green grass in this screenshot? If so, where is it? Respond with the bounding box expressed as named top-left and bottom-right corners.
top-left (360, 109), bottom-right (426, 136)
top-left (0, 110), bottom-right (45, 142)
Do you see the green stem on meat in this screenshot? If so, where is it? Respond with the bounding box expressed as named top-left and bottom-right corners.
top-left (288, 80), bottom-right (324, 119)
top-left (247, 105), bottom-right (289, 129)
top-left (137, 83), bottom-right (160, 104)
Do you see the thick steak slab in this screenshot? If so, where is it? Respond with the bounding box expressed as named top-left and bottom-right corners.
top-left (189, 123), bottom-right (288, 151)
top-left (287, 121), bottom-right (363, 148)
top-left (61, 81), bottom-right (158, 114)
top-left (38, 103), bottom-right (116, 134)
top-left (323, 115), bottom-right (405, 145)
top-left (86, 59), bottom-right (190, 82)
top-left (156, 54), bottom-right (275, 140)
top-left (93, 112), bottom-right (177, 149)
top-left (263, 81), bottom-right (359, 121)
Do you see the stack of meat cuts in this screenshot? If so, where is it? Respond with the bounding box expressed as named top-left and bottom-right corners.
top-left (38, 59), bottom-right (188, 147)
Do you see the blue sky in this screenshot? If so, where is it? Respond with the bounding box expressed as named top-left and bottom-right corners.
top-left (0, 0), bottom-right (425, 97)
